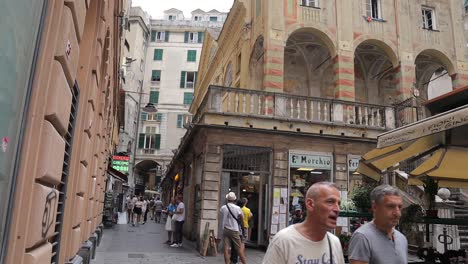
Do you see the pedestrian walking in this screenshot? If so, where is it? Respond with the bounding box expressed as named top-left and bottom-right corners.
top-left (262, 182), bottom-right (345, 264)
top-left (125, 195), bottom-right (134, 224)
top-left (164, 197), bottom-right (177, 244)
top-left (154, 197), bottom-right (164, 223)
top-left (220, 192), bottom-right (247, 264)
top-left (348, 184), bottom-right (407, 264)
top-left (170, 195), bottom-right (185, 248)
top-left (240, 198), bottom-right (253, 241)
top-left (142, 197), bottom-right (148, 224)
top-left (149, 197), bottom-right (155, 220)
top-left (133, 196), bottom-right (143, 226)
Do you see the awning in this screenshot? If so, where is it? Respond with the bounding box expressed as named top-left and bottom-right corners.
top-left (357, 132), bottom-right (444, 178)
top-left (107, 166), bottom-right (128, 182)
top-left (408, 147), bottom-right (468, 188)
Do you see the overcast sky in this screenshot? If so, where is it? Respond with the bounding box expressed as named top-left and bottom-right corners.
top-left (131, 0), bottom-right (235, 19)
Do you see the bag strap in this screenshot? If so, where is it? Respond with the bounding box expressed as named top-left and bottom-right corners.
top-left (327, 233), bottom-right (333, 264)
top-left (226, 202), bottom-right (239, 222)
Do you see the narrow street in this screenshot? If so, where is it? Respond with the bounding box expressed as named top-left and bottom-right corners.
top-left (92, 220), bottom-right (265, 264)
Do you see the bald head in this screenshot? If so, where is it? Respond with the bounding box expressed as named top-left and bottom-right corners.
top-left (306, 182), bottom-right (339, 200)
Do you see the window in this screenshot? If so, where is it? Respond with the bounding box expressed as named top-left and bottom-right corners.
top-left (194, 15), bottom-right (202, 21)
top-left (149, 91), bottom-right (159, 104)
top-left (147, 113), bottom-right (158, 121)
top-left (153, 31), bottom-right (169, 42)
top-left (156, 113), bottom-right (163, 122)
top-left (180, 71), bottom-right (197, 88)
top-left (422, 7), bottom-right (436, 30)
top-left (168, 15), bottom-right (176, 20)
top-left (154, 49), bottom-right (163, 60)
top-left (177, 114), bottom-right (183, 128)
top-left (183, 92), bottom-right (194, 105)
top-left (187, 50), bottom-right (197, 62)
top-left (151, 70), bottom-right (161, 83)
top-left (138, 128), bottom-right (161, 150)
top-left (366, 0), bottom-right (381, 19)
top-left (301, 0), bottom-right (319, 8)
top-left (209, 16), bottom-right (218, 22)
top-left (141, 112), bottom-right (147, 121)
top-left (150, 30), bottom-right (156, 42)
top-left (185, 31), bottom-right (204, 43)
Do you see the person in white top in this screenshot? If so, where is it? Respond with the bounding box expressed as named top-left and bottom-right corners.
top-left (220, 192), bottom-right (246, 264)
top-left (262, 182), bottom-right (345, 264)
top-left (170, 195), bottom-right (185, 248)
top-left (141, 198), bottom-right (148, 224)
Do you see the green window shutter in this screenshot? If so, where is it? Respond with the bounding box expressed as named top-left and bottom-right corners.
top-left (150, 30), bottom-right (156, 41)
top-left (180, 71), bottom-right (186, 88)
top-left (184, 92), bottom-right (193, 105)
top-left (165, 31), bottom-right (170, 42)
top-left (156, 113), bottom-right (163, 121)
top-left (177, 114), bottom-right (183, 128)
top-left (187, 50), bottom-right (196, 62)
top-left (184, 31), bottom-right (189, 43)
top-left (150, 91), bottom-right (159, 104)
top-left (151, 70), bottom-right (161, 81)
top-left (154, 49), bottom-right (163, 60)
top-left (198, 32), bottom-right (204, 43)
top-left (138, 133), bottom-right (145, 148)
top-left (155, 134), bottom-right (161, 150)
top-left (141, 112), bottom-right (147, 121)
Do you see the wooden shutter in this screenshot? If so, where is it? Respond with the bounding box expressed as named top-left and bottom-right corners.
top-left (198, 32), bottom-right (204, 43)
top-left (366, 0), bottom-right (372, 18)
top-left (177, 114), bottom-right (183, 128)
top-left (155, 134), bottom-right (161, 149)
top-left (184, 31), bottom-right (189, 43)
top-left (138, 133), bottom-right (145, 148)
top-left (141, 112), bottom-right (147, 121)
top-left (165, 31), bottom-right (170, 42)
top-left (150, 91), bottom-right (159, 104)
top-left (180, 71), bottom-right (186, 88)
top-left (151, 30), bottom-right (156, 41)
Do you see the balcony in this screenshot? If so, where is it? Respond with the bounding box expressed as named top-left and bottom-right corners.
top-left (192, 86), bottom-right (399, 139)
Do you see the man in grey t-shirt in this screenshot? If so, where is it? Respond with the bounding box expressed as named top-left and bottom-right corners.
top-left (349, 184), bottom-right (407, 264)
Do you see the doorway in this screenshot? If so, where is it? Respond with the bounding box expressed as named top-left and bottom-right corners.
top-left (220, 145), bottom-right (272, 247)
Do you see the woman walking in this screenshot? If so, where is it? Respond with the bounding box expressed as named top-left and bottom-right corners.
top-left (133, 196), bottom-right (143, 226)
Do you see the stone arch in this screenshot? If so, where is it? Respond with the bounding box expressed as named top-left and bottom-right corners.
top-left (285, 24), bottom-right (337, 57)
top-left (283, 27), bottom-right (336, 98)
top-left (248, 35), bottom-right (265, 90)
top-left (353, 39), bottom-right (399, 106)
top-left (414, 49), bottom-right (455, 101)
top-left (353, 38), bottom-right (399, 68)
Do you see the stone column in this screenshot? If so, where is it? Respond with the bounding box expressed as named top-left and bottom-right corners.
top-left (333, 52), bottom-right (355, 101)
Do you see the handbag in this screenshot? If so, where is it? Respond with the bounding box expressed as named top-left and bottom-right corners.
top-left (165, 215), bottom-right (173, 231)
top-left (226, 203), bottom-right (245, 238)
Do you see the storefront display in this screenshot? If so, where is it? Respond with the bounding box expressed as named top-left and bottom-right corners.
top-left (288, 151), bottom-right (333, 225)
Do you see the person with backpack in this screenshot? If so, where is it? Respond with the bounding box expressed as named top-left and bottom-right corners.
top-left (220, 192), bottom-right (246, 264)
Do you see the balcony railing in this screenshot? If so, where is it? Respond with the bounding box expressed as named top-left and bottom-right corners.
top-left (193, 86), bottom-right (396, 130)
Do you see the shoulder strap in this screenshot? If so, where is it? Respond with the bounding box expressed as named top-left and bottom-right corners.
top-left (226, 202), bottom-right (239, 222)
top-left (327, 233), bottom-right (333, 264)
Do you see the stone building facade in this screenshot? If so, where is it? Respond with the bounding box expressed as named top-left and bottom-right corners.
top-left (0, 0), bottom-right (122, 263)
top-left (164, 0), bottom-right (468, 248)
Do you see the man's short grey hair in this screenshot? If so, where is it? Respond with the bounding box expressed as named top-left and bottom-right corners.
top-left (370, 184), bottom-right (401, 204)
top-left (306, 181), bottom-right (339, 199)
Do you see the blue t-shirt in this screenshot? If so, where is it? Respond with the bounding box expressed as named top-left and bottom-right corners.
top-left (167, 203), bottom-right (176, 213)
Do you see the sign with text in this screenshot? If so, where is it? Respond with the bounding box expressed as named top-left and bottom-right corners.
top-left (112, 155), bottom-right (130, 173)
top-left (347, 155), bottom-right (361, 172)
top-left (289, 152), bottom-right (332, 170)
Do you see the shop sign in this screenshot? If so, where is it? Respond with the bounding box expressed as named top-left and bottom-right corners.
top-left (348, 155), bottom-right (361, 172)
top-left (112, 155), bottom-right (129, 173)
top-left (289, 152), bottom-right (332, 170)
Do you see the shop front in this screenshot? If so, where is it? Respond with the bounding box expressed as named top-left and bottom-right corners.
top-left (287, 151), bottom-right (333, 225)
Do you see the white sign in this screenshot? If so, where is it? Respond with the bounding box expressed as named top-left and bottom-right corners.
top-left (378, 104), bottom-right (468, 148)
top-left (289, 152), bottom-right (332, 170)
top-left (348, 155), bottom-right (361, 171)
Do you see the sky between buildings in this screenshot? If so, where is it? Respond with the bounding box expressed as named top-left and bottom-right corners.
top-left (131, 0), bottom-right (235, 19)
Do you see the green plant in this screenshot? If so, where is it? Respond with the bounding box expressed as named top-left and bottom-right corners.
top-left (351, 184), bottom-right (375, 212)
top-left (399, 203), bottom-right (423, 234)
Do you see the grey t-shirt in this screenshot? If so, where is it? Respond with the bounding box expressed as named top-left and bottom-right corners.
top-left (349, 222), bottom-right (407, 264)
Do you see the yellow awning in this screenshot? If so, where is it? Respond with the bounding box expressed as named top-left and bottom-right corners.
top-left (356, 162), bottom-right (381, 182)
top-left (408, 177), bottom-right (468, 188)
top-left (410, 147), bottom-right (468, 181)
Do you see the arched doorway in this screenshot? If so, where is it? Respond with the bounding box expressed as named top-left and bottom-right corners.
top-left (134, 160), bottom-right (160, 195)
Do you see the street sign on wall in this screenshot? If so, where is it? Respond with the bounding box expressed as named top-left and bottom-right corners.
top-left (112, 155), bottom-right (130, 173)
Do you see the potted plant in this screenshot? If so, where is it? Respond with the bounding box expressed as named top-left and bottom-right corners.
top-left (422, 177), bottom-right (439, 218)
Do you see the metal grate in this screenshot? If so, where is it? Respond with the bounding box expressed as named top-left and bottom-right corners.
top-left (50, 82), bottom-right (80, 264)
top-left (222, 145), bottom-right (271, 172)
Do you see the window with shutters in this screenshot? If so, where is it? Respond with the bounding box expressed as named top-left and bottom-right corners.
top-left (177, 114), bottom-right (183, 128)
top-left (155, 31), bottom-right (169, 42)
top-left (301, 0), bottom-right (319, 8)
top-left (154, 49), bottom-right (163, 61)
top-left (141, 112), bottom-right (147, 121)
top-left (366, 0), bottom-right (381, 19)
top-left (187, 50), bottom-right (197, 62)
top-left (146, 113), bottom-right (158, 121)
top-left (156, 113), bottom-right (163, 122)
top-left (151, 70), bottom-right (161, 85)
top-left (139, 127), bottom-right (161, 150)
top-left (180, 71), bottom-right (197, 88)
top-left (422, 7), bottom-right (436, 30)
top-left (194, 15), bottom-right (202, 21)
top-left (183, 92), bottom-right (194, 105)
top-left (168, 15), bottom-right (176, 21)
top-left (209, 16), bottom-right (218, 21)
top-left (149, 90), bottom-right (159, 104)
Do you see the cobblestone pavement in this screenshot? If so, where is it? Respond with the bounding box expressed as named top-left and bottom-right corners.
top-left (92, 220), bottom-right (265, 264)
